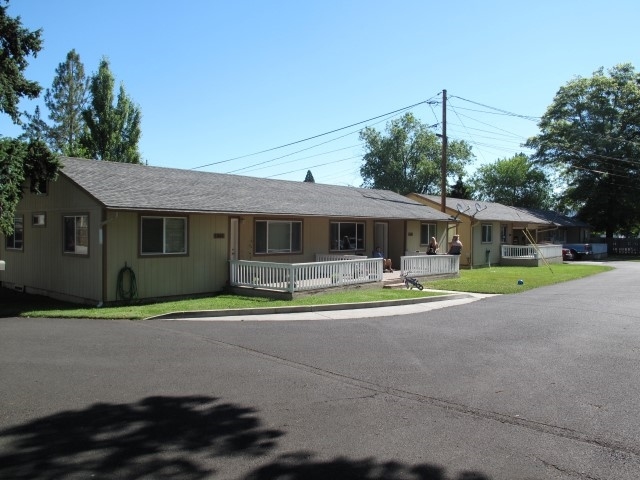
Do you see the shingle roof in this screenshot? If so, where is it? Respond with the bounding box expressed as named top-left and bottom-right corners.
top-left (60, 157), bottom-right (453, 221)
top-left (514, 207), bottom-right (591, 228)
top-left (414, 194), bottom-right (550, 224)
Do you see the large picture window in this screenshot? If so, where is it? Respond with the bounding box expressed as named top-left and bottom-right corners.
top-left (330, 221), bottom-right (365, 251)
top-left (482, 224), bottom-right (493, 243)
top-left (255, 220), bottom-right (302, 254)
top-left (420, 223), bottom-right (437, 245)
top-left (141, 216), bottom-right (187, 255)
top-left (6, 216), bottom-right (24, 250)
top-left (63, 215), bottom-right (89, 254)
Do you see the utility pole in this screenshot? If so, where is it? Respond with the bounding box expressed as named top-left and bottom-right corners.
top-left (440, 89), bottom-right (447, 212)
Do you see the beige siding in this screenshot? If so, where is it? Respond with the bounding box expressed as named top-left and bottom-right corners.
top-left (0, 176), bottom-right (103, 303)
top-left (104, 212), bottom-right (229, 302)
top-left (405, 220), bottom-right (450, 255)
top-left (238, 216), bottom-right (332, 263)
top-left (405, 220), bottom-right (422, 253)
top-left (238, 217), bottom-right (409, 265)
top-left (472, 220), bottom-right (500, 267)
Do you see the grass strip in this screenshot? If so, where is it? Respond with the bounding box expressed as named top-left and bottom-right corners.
top-left (1, 263), bottom-right (612, 319)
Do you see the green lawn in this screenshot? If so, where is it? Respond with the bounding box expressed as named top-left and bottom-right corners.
top-left (422, 263), bottom-right (612, 294)
top-left (0, 263), bottom-right (612, 320)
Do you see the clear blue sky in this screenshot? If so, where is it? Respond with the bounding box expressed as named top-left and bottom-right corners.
top-left (2, 0), bottom-right (639, 186)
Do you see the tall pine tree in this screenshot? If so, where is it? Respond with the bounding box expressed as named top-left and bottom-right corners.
top-left (44, 49), bottom-right (89, 156)
top-left (449, 175), bottom-right (472, 199)
top-left (81, 57), bottom-right (142, 163)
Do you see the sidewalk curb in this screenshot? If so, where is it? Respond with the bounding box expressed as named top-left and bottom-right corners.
top-left (147, 292), bottom-right (476, 320)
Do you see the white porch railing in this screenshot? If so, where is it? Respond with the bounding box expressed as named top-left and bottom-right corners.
top-left (501, 244), bottom-right (563, 259)
top-left (400, 255), bottom-right (460, 276)
top-left (230, 258), bottom-right (383, 293)
top-left (315, 253), bottom-right (367, 262)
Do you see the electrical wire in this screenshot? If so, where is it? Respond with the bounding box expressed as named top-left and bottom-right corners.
top-left (224, 102), bottom-right (440, 177)
top-left (190, 100), bottom-right (434, 170)
top-left (448, 98), bottom-right (489, 164)
top-left (449, 95), bottom-right (541, 121)
top-left (189, 89), bottom-right (637, 185)
top-left (228, 144), bottom-right (361, 175)
top-left (266, 155), bottom-right (362, 178)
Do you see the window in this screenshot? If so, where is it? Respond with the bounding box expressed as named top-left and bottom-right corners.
top-left (6, 216), bottom-right (24, 250)
top-left (32, 213), bottom-right (46, 227)
top-left (420, 223), bottom-right (437, 245)
top-left (141, 216), bottom-right (187, 255)
top-left (330, 221), bottom-right (364, 251)
top-left (63, 215), bottom-right (89, 254)
top-left (255, 220), bottom-right (302, 254)
top-left (481, 224), bottom-right (493, 243)
top-left (500, 224), bottom-right (507, 244)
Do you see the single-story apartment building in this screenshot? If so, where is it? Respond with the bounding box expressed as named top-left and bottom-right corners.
top-left (1, 157), bottom-right (457, 304)
top-left (406, 194), bottom-right (582, 268)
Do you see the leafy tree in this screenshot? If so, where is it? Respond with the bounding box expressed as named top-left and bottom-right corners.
top-left (44, 49), bottom-right (89, 156)
top-left (449, 175), bottom-right (472, 199)
top-left (470, 153), bottom-right (555, 208)
top-left (81, 57), bottom-right (142, 163)
top-left (0, 138), bottom-right (59, 235)
top-left (0, 2), bottom-right (60, 236)
top-left (0, 139), bottom-right (24, 234)
top-left (303, 170), bottom-right (315, 183)
top-left (359, 112), bottom-right (473, 195)
top-left (526, 64), bottom-right (640, 237)
top-left (0, 0), bottom-right (43, 124)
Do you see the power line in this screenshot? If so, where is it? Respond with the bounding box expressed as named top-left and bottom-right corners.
top-left (266, 155), bottom-right (362, 179)
top-left (225, 98), bottom-right (442, 177)
top-left (191, 100), bottom-right (434, 170)
top-left (449, 95), bottom-right (541, 121)
top-left (228, 143), bottom-right (361, 174)
top-left (448, 98), bottom-right (489, 164)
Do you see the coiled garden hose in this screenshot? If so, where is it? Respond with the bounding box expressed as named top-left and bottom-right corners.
top-left (116, 263), bottom-right (138, 301)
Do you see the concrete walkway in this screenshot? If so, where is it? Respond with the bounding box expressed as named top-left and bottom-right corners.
top-left (151, 289), bottom-right (496, 322)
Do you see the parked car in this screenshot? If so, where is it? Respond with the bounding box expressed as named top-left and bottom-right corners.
top-left (562, 248), bottom-right (574, 261)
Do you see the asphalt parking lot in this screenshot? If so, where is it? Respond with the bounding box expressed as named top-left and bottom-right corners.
top-left (1, 261), bottom-right (639, 479)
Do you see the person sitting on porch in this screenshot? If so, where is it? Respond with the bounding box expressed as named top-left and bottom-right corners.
top-left (427, 237), bottom-right (438, 255)
top-left (373, 246), bottom-right (393, 272)
top-left (448, 235), bottom-right (463, 255)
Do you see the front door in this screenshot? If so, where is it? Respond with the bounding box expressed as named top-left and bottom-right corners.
top-left (374, 222), bottom-right (388, 256)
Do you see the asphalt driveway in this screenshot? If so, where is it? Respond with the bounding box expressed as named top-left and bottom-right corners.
top-left (1, 261), bottom-right (639, 479)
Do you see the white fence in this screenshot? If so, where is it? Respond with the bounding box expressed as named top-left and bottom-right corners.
top-left (314, 253), bottom-right (367, 262)
top-left (501, 244), bottom-right (563, 259)
top-left (230, 258), bottom-right (383, 293)
top-left (400, 254), bottom-right (460, 277)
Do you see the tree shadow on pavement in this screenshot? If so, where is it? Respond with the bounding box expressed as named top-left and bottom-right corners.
top-left (0, 394), bottom-right (493, 480)
top-left (243, 452), bottom-right (491, 480)
top-left (0, 395), bottom-right (283, 480)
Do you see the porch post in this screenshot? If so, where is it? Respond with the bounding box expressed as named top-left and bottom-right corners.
top-left (288, 264), bottom-right (295, 293)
